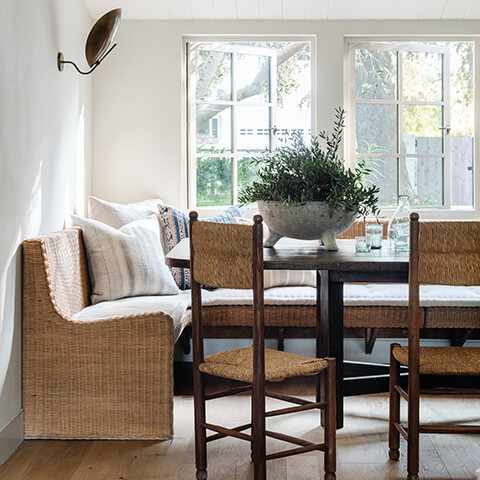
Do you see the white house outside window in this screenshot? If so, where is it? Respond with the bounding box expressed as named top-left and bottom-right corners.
top-left (346, 40), bottom-right (476, 215)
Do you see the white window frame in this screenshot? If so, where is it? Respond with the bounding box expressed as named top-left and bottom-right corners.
top-left (345, 36), bottom-right (480, 220)
top-left (183, 35), bottom-right (316, 215)
top-left (187, 43), bottom-right (277, 209)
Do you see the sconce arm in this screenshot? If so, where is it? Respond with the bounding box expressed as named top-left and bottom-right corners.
top-left (57, 44), bottom-right (117, 75)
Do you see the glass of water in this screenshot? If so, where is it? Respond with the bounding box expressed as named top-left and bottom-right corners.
top-left (355, 236), bottom-right (372, 253)
top-left (366, 223), bottom-right (383, 249)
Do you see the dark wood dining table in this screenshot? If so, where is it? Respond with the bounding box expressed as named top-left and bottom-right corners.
top-left (166, 237), bottom-right (409, 429)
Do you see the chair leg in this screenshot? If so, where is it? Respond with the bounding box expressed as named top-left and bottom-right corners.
top-left (317, 371), bottom-right (326, 426)
top-left (250, 390), bottom-right (255, 461)
top-left (194, 369), bottom-right (207, 480)
top-left (389, 343), bottom-right (401, 461)
top-left (407, 364), bottom-right (420, 480)
top-left (324, 358), bottom-right (336, 480)
top-left (252, 377), bottom-right (266, 480)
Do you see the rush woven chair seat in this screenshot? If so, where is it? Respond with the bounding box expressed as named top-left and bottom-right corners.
top-left (190, 212), bottom-right (336, 480)
top-left (389, 215), bottom-right (480, 480)
top-left (392, 345), bottom-right (480, 376)
top-left (200, 347), bottom-right (328, 383)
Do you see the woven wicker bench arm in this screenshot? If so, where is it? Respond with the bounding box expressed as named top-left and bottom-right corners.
top-left (22, 231), bottom-right (175, 440)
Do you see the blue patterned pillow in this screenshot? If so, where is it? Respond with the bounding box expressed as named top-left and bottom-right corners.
top-left (158, 205), bottom-right (243, 289)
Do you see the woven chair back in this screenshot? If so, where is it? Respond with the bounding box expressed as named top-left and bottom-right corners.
top-left (190, 221), bottom-right (255, 289)
top-left (416, 220), bottom-right (480, 286)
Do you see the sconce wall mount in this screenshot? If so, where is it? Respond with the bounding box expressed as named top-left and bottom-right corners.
top-left (58, 8), bottom-right (121, 75)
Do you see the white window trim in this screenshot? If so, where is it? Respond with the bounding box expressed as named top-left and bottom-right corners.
top-left (344, 35), bottom-right (480, 220)
top-left (183, 35), bottom-right (317, 217)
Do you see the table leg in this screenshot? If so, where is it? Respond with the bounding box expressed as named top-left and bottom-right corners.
top-left (317, 270), bottom-right (344, 429)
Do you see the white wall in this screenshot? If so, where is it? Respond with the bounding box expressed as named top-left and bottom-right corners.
top-left (92, 19), bottom-right (480, 207)
top-left (0, 0), bottom-right (92, 465)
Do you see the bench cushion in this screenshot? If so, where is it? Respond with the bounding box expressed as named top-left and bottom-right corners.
top-left (200, 284), bottom-right (480, 308)
top-left (71, 284), bottom-right (480, 342)
top-left (72, 293), bottom-right (191, 341)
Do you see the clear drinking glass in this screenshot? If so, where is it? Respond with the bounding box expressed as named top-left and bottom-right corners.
top-left (355, 236), bottom-right (372, 253)
top-left (365, 223), bottom-right (383, 249)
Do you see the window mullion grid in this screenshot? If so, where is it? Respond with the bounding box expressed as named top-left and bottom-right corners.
top-left (188, 43), bottom-right (197, 209)
top-left (397, 49), bottom-right (403, 200)
top-left (355, 99), bottom-right (445, 107)
top-left (443, 47), bottom-right (451, 209)
top-left (270, 53), bottom-right (277, 151)
top-left (231, 52), bottom-right (238, 204)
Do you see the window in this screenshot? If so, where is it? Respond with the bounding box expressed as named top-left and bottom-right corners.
top-left (347, 40), bottom-right (475, 212)
top-left (187, 40), bottom-right (312, 208)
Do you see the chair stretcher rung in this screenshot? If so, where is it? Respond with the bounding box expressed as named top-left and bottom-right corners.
top-left (394, 384), bottom-right (409, 402)
top-left (204, 423), bottom-right (252, 442)
top-left (265, 390), bottom-right (311, 405)
top-left (265, 430), bottom-right (313, 447)
top-left (419, 424), bottom-right (480, 434)
top-left (205, 385), bottom-right (252, 400)
top-left (266, 443), bottom-right (326, 460)
top-left (266, 402), bottom-right (325, 418)
top-left (206, 422), bottom-right (252, 442)
top-left (394, 422), bottom-right (408, 441)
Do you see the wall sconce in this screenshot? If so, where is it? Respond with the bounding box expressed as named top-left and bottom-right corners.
top-left (57, 8), bottom-right (122, 75)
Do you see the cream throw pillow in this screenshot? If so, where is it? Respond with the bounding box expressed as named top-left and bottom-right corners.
top-left (72, 215), bottom-right (179, 304)
top-left (232, 217), bottom-right (316, 289)
top-left (88, 196), bottom-right (164, 229)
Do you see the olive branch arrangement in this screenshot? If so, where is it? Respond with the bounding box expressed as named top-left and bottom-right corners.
top-left (238, 107), bottom-right (380, 218)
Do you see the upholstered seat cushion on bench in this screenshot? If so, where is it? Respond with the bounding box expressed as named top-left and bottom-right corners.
top-left (199, 284), bottom-right (480, 308)
top-left (72, 292), bottom-right (191, 342)
top-left (171, 285), bottom-right (480, 332)
top-left (70, 284), bottom-right (480, 338)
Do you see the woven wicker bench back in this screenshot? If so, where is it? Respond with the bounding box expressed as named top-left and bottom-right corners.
top-left (191, 221), bottom-right (254, 289)
top-left (23, 228), bottom-right (90, 319)
top-left (417, 221), bottom-right (480, 286)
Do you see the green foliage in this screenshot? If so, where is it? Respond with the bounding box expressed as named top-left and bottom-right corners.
top-left (196, 145), bottom-right (260, 207)
top-left (238, 108), bottom-right (380, 217)
top-left (196, 155), bottom-right (232, 207)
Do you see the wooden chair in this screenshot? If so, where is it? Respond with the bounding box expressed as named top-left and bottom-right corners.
top-left (189, 212), bottom-right (336, 480)
top-left (389, 213), bottom-right (480, 479)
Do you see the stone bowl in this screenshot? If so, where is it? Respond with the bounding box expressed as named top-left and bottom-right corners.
top-left (258, 200), bottom-right (356, 250)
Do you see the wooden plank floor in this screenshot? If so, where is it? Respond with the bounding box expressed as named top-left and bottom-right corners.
top-left (1, 389), bottom-right (480, 479)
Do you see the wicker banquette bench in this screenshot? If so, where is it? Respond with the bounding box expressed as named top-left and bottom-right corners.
top-left (22, 228), bottom-right (181, 440)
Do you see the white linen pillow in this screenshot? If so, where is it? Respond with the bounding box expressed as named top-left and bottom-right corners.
top-left (72, 215), bottom-right (179, 304)
top-left (88, 196), bottom-right (164, 229)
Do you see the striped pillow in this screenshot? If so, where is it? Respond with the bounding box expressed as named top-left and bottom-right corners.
top-left (72, 215), bottom-right (179, 304)
top-left (158, 205), bottom-right (243, 289)
top-left (263, 270), bottom-right (316, 289)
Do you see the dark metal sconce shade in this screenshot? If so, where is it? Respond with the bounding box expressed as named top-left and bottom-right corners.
top-left (57, 8), bottom-right (122, 75)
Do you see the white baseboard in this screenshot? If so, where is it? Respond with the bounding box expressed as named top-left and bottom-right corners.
top-left (0, 410), bottom-right (23, 467)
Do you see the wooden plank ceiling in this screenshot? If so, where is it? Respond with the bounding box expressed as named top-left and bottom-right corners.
top-left (84, 0), bottom-right (480, 21)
